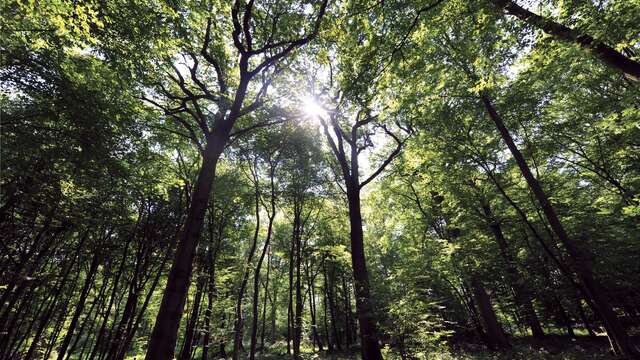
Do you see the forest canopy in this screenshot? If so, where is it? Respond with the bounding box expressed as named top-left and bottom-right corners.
top-left (1, 0), bottom-right (639, 359)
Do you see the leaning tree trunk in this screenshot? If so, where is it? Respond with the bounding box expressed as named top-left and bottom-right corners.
top-left (481, 203), bottom-right (544, 338)
top-left (25, 247), bottom-right (81, 360)
top-left (145, 139), bottom-right (223, 360)
top-left (490, 0), bottom-right (640, 81)
top-left (56, 252), bottom-right (100, 360)
top-left (481, 93), bottom-right (639, 357)
top-left (470, 274), bottom-right (510, 350)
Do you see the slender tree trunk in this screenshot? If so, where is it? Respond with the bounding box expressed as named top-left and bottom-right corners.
top-left (259, 246), bottom-right (271, 350)
top-left (287, 231), bottom-right (295, 355)
top-left (309, 266), bottom-right (323, 351)
top-left (25, 251), bottom-right (80, 360)
top-left (114, 248), bottom-right (171, 360)
top-left (65, 273), bottom-right (110, 360)
top-left (326, 266), bottom-right (342, 351)
top-left (342, 275), bottom-right (353, 347)
top-left (481, 203), bottom-right (544, 338)
top-left (106, 287), bottom-right (139, 360)
top-left (179, 277), bottom-right (205, 360)
top-left (146, 139), bottom-right (224, 360)
top-left (233, 166), bottom-right (261, 360)
top-left (249, 208), bottom-right (276, 359)
top-left (89, 235), bottom-right (132, 360)
top-left (322, 261), bottom-right (334, 351)
top-left (201, 278), bottom-right (214, 360)
top-left (490, 0), bottom-right (640, 81)
top-left (293, 206), bottom-right (303, 360)
top-left (45, 276), bottom-right (79, 360)
top-left (481, 94), bottom-right (639, 357)
top-left (270, 270), bottom-right (277, 343)
top-left (57, 252), bottom-right (100, 359)
top-left (470, 274), bottom-right (510, 350)
top-left (0, 225), bottom-right (66, 339)
top-left (460, 280), bottom-right (489, 344)
top-left (201, 203), bottom-right (222, 360)
top-left (5, 290), bottom-right (45, 360)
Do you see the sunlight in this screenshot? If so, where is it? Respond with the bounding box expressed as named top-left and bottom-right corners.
top-left (301, 95), bottom-right (328, 121)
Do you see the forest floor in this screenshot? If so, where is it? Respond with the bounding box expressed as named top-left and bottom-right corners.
top-left (258, 335), bottom-right (634, 359)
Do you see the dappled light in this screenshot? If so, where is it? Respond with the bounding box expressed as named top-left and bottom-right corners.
top-left (2, 0), bottom-right (639, 359)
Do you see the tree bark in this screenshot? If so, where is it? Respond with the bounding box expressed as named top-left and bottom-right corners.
top-left (470, 274), bottom-right (510, 350)
top-left (145, 138), bottom-right (223, 360)
top-left (346, 184), bottom-right (383, 359)
top-left (490, 0), bottom-right (640, 81)
top-left (56, 251), bottom-right (100, 360)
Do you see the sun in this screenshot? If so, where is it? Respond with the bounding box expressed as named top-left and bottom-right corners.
top-left (301, 95), bottom-right (328, 121)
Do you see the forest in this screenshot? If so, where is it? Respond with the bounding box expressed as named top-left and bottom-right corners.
top-left (1, 0), bottom-right (639, 359)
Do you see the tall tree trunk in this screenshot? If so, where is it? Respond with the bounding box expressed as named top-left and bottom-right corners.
top-left (232, 166), bottom-right (261, 360)
top-left (342, 275), bottom-right (353, 347)
top-left (481, 203), bottom-right (544, 338)
top-left (57, 251), bottom-right (100, 359)
top-left (270, 268), bottom-right (277, 344)
top-left (481, 94), bottom-right (639, 357)
top-left (470, 274), bottom-right (510, 350)
top-left (309, 265), bottom-right (323, 351)
top-left (490, 0), bottom-right (640, 81)
top-left (44, 276), bottom-right (80, 360)
top-left (89, 235), bottom-right (133, 360)
top-left (259, 246), bottom-right (271, 350)
top-left (346, 185), bottom-right (383, 359)
top-left (145, 139), bottom-right (223, 360)
top-left (287, 229), bottom-right (295, 355)
top-left (293, 206), bottom-right (303, 360)
top-left (0, 225), bottom-right (66, 340)
top-left (201, 278), bottom-right (214, 360)
top-left (249, 203), bottom-right (276, 359)
top-left (326, 266), bottom-right (342, 351)
top-left (25, 250), bottom-right (81, 360)
top-left (105, 271), bottom-right (140, 360)
top-left (179, 276), bottom-right (205, 360)
top-left (322, 266), bottom-right (333, 351)
top-left (64, 271), bottom-right (110, 360)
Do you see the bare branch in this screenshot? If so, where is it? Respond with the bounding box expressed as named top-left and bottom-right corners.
top-left (228, 117), bottom-right (290, 144)
top-left (242, 0), bottom-right (255, 52)
top-left (359, 124), bottom-right (406, 189)
top-left (231, 0), bottom-right (247, 54)
top-left (201, 18), bottom-right (228, 94)
top-left (248, 0), bottom-right (329, 77)
top-left (140, 96), bottom-right (205, 153)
